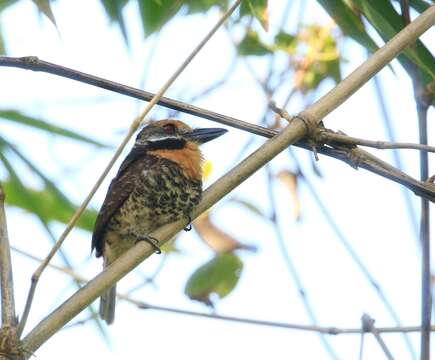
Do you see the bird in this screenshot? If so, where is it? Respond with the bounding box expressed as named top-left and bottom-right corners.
top-left (92, 119), bottom-right (227, 325)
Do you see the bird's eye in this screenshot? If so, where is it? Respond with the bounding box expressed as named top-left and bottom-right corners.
top-left (163, 124), bottom-right (176, 135)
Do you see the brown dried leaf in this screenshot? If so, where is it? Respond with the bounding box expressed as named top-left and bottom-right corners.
top-left (276, 170), bottom-right (302, 221)
top-left (194, 213), bottom-right (257, 253)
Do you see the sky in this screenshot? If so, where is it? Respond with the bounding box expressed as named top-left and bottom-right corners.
top-left (0, 1), bottom-right (434, 359)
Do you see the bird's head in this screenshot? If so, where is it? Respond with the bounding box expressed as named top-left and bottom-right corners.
top-left (135, 119), bottom-right (227, 180)
top-left (135, 119), bottom-right (227, 149)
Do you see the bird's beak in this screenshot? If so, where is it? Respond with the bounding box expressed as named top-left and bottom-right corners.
top-left (186, 128), bottom-right (228, 144)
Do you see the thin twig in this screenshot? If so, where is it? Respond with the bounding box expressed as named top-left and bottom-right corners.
top-left (359, 320), bottom-right (366, 360)
top-left (362, 314), bottom-right (395, 360)
top-left (16, 0), bottom-right (243, 338)
top-left (12, 247), bottom-right (88, 283)
top-left (271, 102), bottom-right (435, 154)
top-left (319, 131), bottom-right (435, 153)
top-left (400, 0), bottom-right (411, 25)
top-left (0, 183), bottom-right (16, 326)
top-left (0, 56), bottom-right (273, 138)
top-left (126, 254), bottom-right (168, 295)
top-left (265, 165), bottom-right (339, 359)
top-left (20, 7), bottom-right (435, 353)
top-left (0, 61), bottom-right (434, 200)
top-left (288, 148), bottom-right (417, 357)
top-left (271, 103), bottom-right (435, 202)
top-left (62, 315), bottom-right (96, 331)
top-left (13, 245), bottom-right (435, 336)
top-left (320, 144), bottom-right (435, 202)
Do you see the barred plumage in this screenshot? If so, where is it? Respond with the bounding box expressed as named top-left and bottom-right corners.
top-left (92, 119), bottom-right (227, 324)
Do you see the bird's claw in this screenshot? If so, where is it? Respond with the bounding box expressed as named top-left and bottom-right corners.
top-left (135, 235), bottom-right (161, 254)
top-left (184, 215), bottom-right (192, 232)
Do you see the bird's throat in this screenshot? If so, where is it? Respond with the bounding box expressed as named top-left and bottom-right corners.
top-left (148, 143), bottom-right (203, 181)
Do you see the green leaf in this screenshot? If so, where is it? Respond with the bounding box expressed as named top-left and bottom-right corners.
top-left (240, 0), bottom-right (269, 31)
top-left (0, 110), bottom-right (108, 147)
top-left (184, 0), bottom-right (228, 14)
top-left (237, 30), bottom-right (271, 56)
top-left (351, 0), bottom-right (435, 83)
top-left (293, 25), bottom-right (342, 92)
top-left (302, 58), bottom-right (341, 91)
top-left (1, 177), bottom-right (97, 232)
top-left (100, 0), bottom-right (129, 44)
top-left (0, 25), bottom-right (5, 55)
top-left (31, 0), bottom-right (57, 28)
top-left (274, 31), bottom-right (297, 54)
top-left (0, 143), bottom-right (97, 232)
top-left (185, 253), bottom-right (243, 305)
top-left (0, 0), bottom-right (18, 12)
top-left (100, 0), bottom-right (129, 21)
top-left (137, 0), bottom-right (182, 36)
top-left (316, 0), bottom-right (379, 53)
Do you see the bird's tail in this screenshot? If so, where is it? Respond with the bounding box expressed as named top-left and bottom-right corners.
top-left (99, 284), bottom-right (116, 325)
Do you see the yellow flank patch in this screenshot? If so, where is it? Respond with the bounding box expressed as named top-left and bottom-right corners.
top-left (202, 160), bottom-right (213, 181)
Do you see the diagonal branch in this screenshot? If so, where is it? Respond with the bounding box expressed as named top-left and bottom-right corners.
top-left (0, 56), bottom-right (273, 138)
top-left (1, 60), bottom-right (433, 202)
top-left (2, 56), bottom-right (434, 202)
top-left (20, 7), bottom-right (435, 353)
top-left (14, 245), bottom-right (435, 336)
top-left (0, 182), bottom-right (16, 327)
top-left (15, 0), bottom-right (243, 338)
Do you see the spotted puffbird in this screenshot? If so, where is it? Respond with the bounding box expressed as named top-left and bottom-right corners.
top-left (92, 119), bottom-right (227, 324)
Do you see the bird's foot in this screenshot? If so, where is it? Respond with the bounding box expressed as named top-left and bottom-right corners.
top-left (184, 215), bottom-right (192, 232)
top-left (135, 235), bottom-right (161, 254)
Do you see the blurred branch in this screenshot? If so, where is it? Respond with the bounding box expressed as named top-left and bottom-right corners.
top-left (16, 0), bottom-right (243, 340)
top-left (19, 6), bottom-right (435, 353)
top-left (126, 254), bottom-right (167, 295)
top-left (288, 148), bottom-right (417, 358)
top-left (37, 222), bottom-right (108, 340)
top-left (182, 56), bottom-right (239, 105)
top-left (265, 165), bottom-right (339, 359)
top-left (14, 244), bottom-right (435, 336)
top-left (135, 308), bottom-right (434, 335)
top-left (0, 182), bottom-right (16, 326)
top-left (362, 314), bottom-right (395, 360)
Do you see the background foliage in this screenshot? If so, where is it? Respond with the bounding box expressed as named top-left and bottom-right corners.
top-left (0, 0), bottom-right (433, 359)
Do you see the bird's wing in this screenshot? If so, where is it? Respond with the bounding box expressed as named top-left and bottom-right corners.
top-left (91, 147), bottom-right (146, 257)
